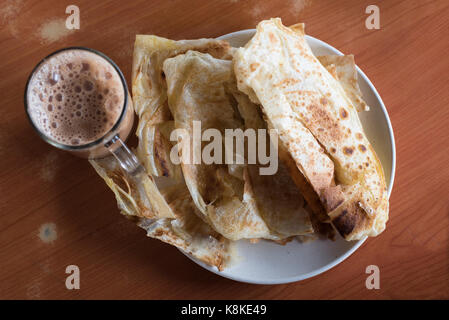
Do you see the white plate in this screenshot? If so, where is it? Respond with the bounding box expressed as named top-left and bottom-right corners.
top-left (181, 29), bottom-right (396, 284)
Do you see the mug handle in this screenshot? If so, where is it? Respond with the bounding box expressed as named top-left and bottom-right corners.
top-left (104, 133), bottom-right (144, 176)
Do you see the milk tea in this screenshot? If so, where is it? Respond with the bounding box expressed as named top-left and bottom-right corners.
top-left (26, 49), bottom-right (134, 158)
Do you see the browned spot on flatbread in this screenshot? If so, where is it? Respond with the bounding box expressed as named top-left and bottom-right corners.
top-left (276, 78), bottom-right (300, 88)
top-left (269, 32), bottom-right (276, 43)
top-left (153, 130), bottom-right (170, 177)
top-left (330, 147), bottom-right (336, 153)
top-left (250, 63), bottom-right (260, 72)
top-left (340, 108), bottom-right (348, 119)
top-left (197, 40), bottom-right (232, 59)
top-left (332, 203), bottom-right (369, 238)
top-left (321, 186), bottom-right (345, 212)
top-left (110, 170), bottom-right (129, 192)
top-left (273, 237), bottom-right (295, 245)
top-left (153, 229), bottom-right (164, 237)
top-left (320, 97), bottom-right (328, 105)
top-left (356, 133), bottom-right (363, 140)
top-left (358, 144), bottom-right (367, 152)
top-left (343, 146), bottom-right (354, 155)
top-left (155, 151), bottom-right (169, 176)
top-left (304, 103), bottom-right (342, 142)
top-left (332, 209), bottom-right (354, 236)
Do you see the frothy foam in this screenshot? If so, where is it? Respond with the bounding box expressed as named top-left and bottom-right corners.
top-left (27, 49), bottom-right (125, 146)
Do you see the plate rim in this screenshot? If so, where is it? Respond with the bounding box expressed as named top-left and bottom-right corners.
top-left (180, 29), bottom-right (396, 285)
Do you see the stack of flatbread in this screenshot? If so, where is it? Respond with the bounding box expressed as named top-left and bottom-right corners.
top-left (90, 18), bottom-right (389, 270)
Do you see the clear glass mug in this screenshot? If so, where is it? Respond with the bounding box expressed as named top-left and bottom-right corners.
top-left (24, 47), bottom-right (144, 176)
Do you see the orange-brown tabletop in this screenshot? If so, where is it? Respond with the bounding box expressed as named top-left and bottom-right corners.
top-left (1, 0), bottom-right (448, 299)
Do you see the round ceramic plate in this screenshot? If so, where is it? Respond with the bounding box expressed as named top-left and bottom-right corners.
top-left (181, 29), bottom-right (396, 284)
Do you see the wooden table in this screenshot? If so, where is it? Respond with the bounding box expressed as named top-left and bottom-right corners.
top-left (1, 0), bottom-right (448, 300)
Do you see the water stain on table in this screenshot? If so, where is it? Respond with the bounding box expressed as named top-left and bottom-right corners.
top-left (38, 222), bottom-right (57, 244)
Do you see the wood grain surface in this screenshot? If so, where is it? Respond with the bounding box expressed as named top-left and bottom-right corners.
top-left (1, 0), bottom-right (448, 300)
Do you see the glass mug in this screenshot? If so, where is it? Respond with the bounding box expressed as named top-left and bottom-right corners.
top-left (24, 47), bottom-right (143, 175)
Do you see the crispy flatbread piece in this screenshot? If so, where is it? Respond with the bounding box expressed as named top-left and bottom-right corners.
top-left (163, 51), bottom-right (313, 240)
top-left (317, 55), bottom-right (369, 112)
top-left (163, 51), bottom-right (272, 240)
top-left (90, 36), bottom-right (235, 269)
top-left (132, 35), bottom-right (233, 178)
top-left (234, 18), bottom-right (388, 240)
top-left (229, 86), bottom-right (313, 237)
top-left (290, 23), bottom-right (368, 112)
top-left (90, 156), bottom-right (229, 270)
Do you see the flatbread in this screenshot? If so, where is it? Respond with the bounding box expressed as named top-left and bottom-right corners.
top-left (163, 51), bottom-right (273, 240)
top-left (317, 55), bottom-right (369, 112)
top-left (132, 35), bottom-right (233, 178)
top-left (163, 51), bottom-right (314, 240)
top-left (87, 36), bottom-right (236, 270)
top-left (90, 156), bottom-right (229, 270)
top-left (234, 18), bottom-right (388, 240)
top-left (228, 84), bottom-right (313, 237)
top-left (290, 23), bottom-right (368, 113)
